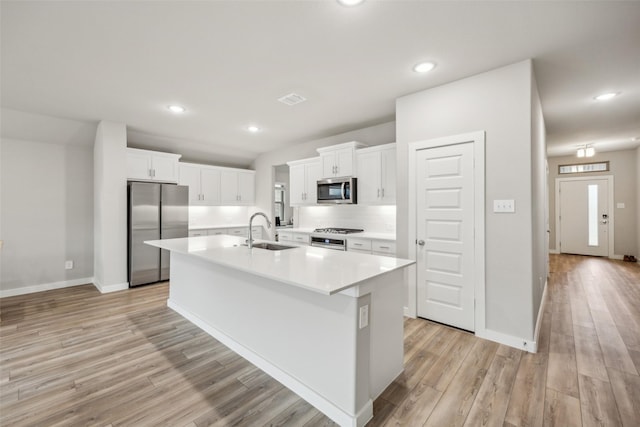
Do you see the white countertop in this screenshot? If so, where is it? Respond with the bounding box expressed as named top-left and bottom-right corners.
top-left (280, 228), bottom-right (396, 241)
top-left (146, 235), bottom-right (413, 295)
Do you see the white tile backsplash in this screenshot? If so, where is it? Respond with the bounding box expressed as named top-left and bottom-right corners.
top-left (297, 205), bottom-right (396, 233)
top-left (188, 206), bottom-right (250, 227)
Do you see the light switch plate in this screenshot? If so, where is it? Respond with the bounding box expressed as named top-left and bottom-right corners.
top-left (493, 199), bottom-right (515, 213)
top-left (617, 202), bottom-right (625, 209)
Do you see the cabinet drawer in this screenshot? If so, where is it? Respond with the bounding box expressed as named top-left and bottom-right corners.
top-left (189, 230), bottom-right (207, 237)
top-left (278, 231), bottom-right (293, 241)
top-left (207, 229), bottom-right (227, 236)
top-left (372, 240), bottom-right (396, 255)
top-left (348, 238), bottom-right (372, 251)
top-left (227, 227), bottom-right (247, 237)
top-left (349, 248), bottom-right (372, 255)
top-left (292, 233), bottom-right (309, 244)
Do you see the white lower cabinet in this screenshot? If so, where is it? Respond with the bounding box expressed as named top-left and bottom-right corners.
top-left (347, 237), bottom-right (396, 257)
top-left (189, 230), bottom-right (208, 237)
top-left (207, 229), bottom-right (227, 236)
top-left (278, 231), bottom-right (310, 245)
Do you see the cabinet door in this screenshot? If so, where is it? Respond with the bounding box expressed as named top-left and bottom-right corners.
top-left (289, 164), bottom-right (306, 205)
top-left (380, 148), bottom-right (396, 203)
top-left (356, 151), bottom-right (380, 204)
top-left (179, 164), bottom-right (202, 204)
top-left (208, 228), bottom-right (227, 236)
top-left (127, 151), bottom-right (152, 180)
top-left (305, 161), bottom-right (321, 205)
top-left (335, 148), bottom-right (354, 177)
top-left (237, 171), bottom-right (255, 204)
top-left (200, 168), bottom-right (221, 205)
top-left (152, 154), bottom-right (178, 182)
top-left (320, 152), bottom-right (336, 178)
top-left (220, 170), bottom-right (239, 204)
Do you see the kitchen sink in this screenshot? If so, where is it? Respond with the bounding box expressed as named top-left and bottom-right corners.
top-left (249, 242), bottom-right (297, 251)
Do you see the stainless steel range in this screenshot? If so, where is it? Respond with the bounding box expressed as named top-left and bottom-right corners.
top-left (310, 228), bottom-right (364, 250)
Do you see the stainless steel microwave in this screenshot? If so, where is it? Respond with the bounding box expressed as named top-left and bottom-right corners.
top-left (317, 177), bottom-right (357, 204)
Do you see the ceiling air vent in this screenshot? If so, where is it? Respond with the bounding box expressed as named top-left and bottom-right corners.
top-left (277, 92), bottom-right (307, 106)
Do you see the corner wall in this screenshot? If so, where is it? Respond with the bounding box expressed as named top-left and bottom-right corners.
top-left (396, 60), bottom-right (543, 345)
top-left (0, 138), bottom-right (94, 296)
top-left (93, 121), bottom-right (128, 292)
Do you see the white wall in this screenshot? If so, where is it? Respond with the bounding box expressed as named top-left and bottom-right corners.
top-left (251, 122), bottom-right (396, 238)
top-left (0, 138), bottom-right (94, 296)
top-left (94, 121), bottom-right (128, 292)
top-left (530, 71), bottom-right (548, 325)
top-left (547, 149), bottom-right (638, 257)
top-left (396, 60), bottom-right (544, 344)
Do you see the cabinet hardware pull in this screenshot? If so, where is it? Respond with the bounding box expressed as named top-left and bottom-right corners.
top-left (379, 246), bottom-right (389, 249)
top-left (381, 188), bottom-right (384, 197)
top-left (377, 189), bottom-right (380, 198)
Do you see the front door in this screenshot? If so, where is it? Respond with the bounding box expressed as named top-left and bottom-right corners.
top-left (416, 143), bottom-right (475, 331)
top-left (559, 178), bottom-right (609, 257)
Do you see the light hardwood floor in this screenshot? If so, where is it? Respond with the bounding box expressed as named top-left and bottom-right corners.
top-left (1, 254), bottom-right (638, 426)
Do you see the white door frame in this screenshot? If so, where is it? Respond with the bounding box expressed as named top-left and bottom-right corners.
top-left (407, 131), bottom-right (486, 334)
top-left (555, 175), bottom-right (615, 258)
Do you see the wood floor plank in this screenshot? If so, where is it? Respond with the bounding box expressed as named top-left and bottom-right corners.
top-left (504, 352), bottom-right (548, 427)
top-left (424, 339), bottom-right (498, 427)
top-left (573, 324), bottom-right (609, 382)
top-left (546, 332), bottom-right (579, 397)
top-left (464, 345), bottom-right (522, 427)
top-left (607, 368), bottom-right (640, 427)
top-left (543, 389), bottom-right (581, 427)
top-left (578, 373), bottom-right (623, 427)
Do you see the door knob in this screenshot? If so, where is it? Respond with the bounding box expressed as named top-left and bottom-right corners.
top-left (417, 240), bottom-right (425, 246)
top-left (600, 220), bottom-right (608, 224)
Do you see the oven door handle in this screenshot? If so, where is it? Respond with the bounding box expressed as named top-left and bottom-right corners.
top-left (341, 182), bottom-right (346, 200)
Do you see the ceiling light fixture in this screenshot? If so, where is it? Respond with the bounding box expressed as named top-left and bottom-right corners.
top-left (594, 92), bottom-right (619, 101)
top-left (577, 144), bottom-right (595, 158)
top-left (337, 0), bottom-right (365, 6)
top-left (247, 125), bottom-right (260, 133)
top-left (167, 105), bottom-right (186, 113)
top-left (413, 61), bottom-right (436, 73)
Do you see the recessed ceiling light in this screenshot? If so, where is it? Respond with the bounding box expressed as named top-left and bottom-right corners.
top-left (167, 105), bottom-right (186, 113)
top-left (247, 125), bottom-right (260, 133)
top-left (413, 61), bottom-right (436, 73)
top-left (593, 92), bottom-right (619, 101)
top-left (337, 0), bottom-right (365, 6)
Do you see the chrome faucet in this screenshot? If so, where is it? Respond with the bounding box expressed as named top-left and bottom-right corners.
top-left (248, 212), bottom-right (272, 249)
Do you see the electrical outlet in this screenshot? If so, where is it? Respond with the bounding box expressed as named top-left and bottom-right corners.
top-left (65, 260), bottom-right (74, 270)
top-left (359, 305), bottom-right (369, 329)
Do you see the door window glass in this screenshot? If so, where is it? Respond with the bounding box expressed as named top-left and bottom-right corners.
top-left (588, 184), bottom-right (598, 246)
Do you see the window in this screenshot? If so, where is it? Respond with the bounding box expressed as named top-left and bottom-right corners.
top-left (274, 184), bottom-right (285, 223)
top-left (588, 184), bottom-right (598, 246)
top-left (559, 161), bottom-right (609, 174)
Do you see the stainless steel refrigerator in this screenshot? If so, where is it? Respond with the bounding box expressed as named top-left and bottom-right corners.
top-left (128, 182), bottom-right (189, 287)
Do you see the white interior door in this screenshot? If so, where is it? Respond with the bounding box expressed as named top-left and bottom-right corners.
top-left (416, 143), bottom-right (475, 331)
top-left (559, 179), bottom-right (609, 256)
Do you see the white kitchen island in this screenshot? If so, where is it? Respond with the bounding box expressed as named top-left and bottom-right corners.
top-left (146, 235), bottom-right (414, 427)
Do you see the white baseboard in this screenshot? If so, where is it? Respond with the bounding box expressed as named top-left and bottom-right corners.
top-left (93, 280), bottom-right (129, 294)
top-left (475, 327), bottom-right (537, 353)
top-left (549, 249), bottom-right (559, 254)
top-left (0, 277), bottom-right (94, 298)
top-left (611, 254), bottom-right (624, 260)
top-left (533, 279), bottom-right (549, 352)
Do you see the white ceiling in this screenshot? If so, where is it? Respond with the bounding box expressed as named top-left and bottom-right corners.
top-left (2, 1), bottom-right (639, 166)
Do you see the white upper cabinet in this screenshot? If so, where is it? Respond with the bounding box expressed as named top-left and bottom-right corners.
top-left (220, 169), bottom-right (255, 205)
top-left (178, 163), bottom-right (221, 205)
top-left (317, 141), bottom-right (367, 178)
top-left (356, 143), bottom-right (396, 205)
top-left (287, 157), bottom-right (321, 206)
top-left (126, 148), bottom-right (181, 183)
